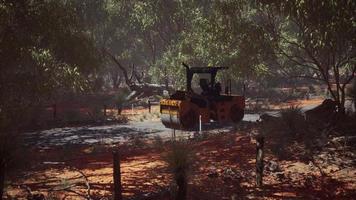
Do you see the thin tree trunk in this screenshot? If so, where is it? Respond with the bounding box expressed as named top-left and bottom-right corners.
top-left (256, 136), bottom-right (264, 187)
top-left (340, 88), bottom-right (346, 114)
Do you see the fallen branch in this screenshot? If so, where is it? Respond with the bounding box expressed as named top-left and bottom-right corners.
top-left (48, 167), bottom-right (91, 200)
top-left (49, 184), bottom-right (77, 192)
top-left (73, 167), bottom-right (91, 200)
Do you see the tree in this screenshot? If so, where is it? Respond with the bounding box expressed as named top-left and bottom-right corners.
top-left (258, 0), bottom-right (356, 113)
top-left (77, 1), bottom-right (272, 93)
top-left (0, 0), bottom-right (100, 197)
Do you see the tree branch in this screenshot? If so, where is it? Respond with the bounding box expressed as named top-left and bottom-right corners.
top-left (104, 49), bottom-right (132, 87)
top-left (288, 75), bottom-right (324, 81)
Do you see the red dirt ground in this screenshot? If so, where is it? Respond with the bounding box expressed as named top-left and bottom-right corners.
top-left (4, 98), bottom-right (355, 199)
top-left (5, 126), bottom-right (355, 200)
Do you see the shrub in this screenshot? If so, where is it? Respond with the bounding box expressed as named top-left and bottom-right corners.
top-left (114, 88), bottom-right (130, 115)
top-left (130, 135), bottom-right (145, 148)
top-left (261, 106), bottom-right (306, 159)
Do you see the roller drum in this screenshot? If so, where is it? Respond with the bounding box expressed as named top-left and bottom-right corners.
top-left (160, 99), bottom-right (198, 130)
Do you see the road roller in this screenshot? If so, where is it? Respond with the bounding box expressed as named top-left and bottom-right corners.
top-left (160, 63), bottom-right (245, 130)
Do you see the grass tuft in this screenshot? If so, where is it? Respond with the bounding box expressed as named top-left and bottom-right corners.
top-left (164, 140), bottom-right (194, 200)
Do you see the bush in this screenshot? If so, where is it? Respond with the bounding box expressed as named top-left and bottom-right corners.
top-left (261, 106), bottom-right (307, 159)
top-left (164, 140), bottom-right (194, 200)
top-left (129, 135), bottom-right (145, 148)
top-left (280, 105), bottom-right (305, 137)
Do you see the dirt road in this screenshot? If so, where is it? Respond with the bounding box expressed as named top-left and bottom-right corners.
top-left (24, 99), bottom-right (323, 149)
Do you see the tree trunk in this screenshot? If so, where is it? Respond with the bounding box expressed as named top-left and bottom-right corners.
top-left (331, 87), bottom-right (347, 118)
top-left (0, 165), bottom-right (5, 199)
top-left (117, 105), bottom-right (122, 115)
top-left (327, 83), bottom-right (346, 115)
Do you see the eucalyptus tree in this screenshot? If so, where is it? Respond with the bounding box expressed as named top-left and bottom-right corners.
top-left (258, 0), bottom-right (356, 112)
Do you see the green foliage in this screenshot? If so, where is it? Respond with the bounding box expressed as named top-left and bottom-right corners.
top-left (76, 0), bottom-right (276, 90)
top-left (0, 0), bottom-right (100, 130)
top-left (3, 0), bottom-right (352, 105)
top-left (258, 0), bottom-right (356, 109)
top-left (146, 1), bottom-right (274, 88)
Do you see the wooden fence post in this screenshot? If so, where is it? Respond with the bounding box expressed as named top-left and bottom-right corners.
top-left (256, 135), bottom-right (264, 187)
top-left (52, 104), bottom-right (57, 119)
top-left (104, 105), bottom-right (107, 117)
top-left (113, 150), bottom-right (122, 200)
top-left (148, 100), bottom-right (151, 113)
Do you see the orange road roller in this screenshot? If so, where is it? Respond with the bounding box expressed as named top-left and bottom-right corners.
top-left (160, 63), bottom-right (245, 130)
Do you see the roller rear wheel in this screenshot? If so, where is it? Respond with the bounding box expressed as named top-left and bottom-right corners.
top-left (180, 109), bottom-right (198, 129)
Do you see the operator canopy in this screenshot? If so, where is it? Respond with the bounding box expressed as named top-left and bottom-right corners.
top-left (182, 62), bottom-right (228, 92)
